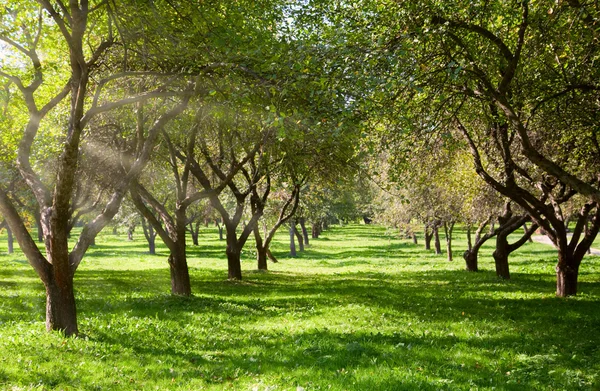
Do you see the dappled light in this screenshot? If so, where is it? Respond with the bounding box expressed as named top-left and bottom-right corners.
top-left (1, 224), bottom-right (599, 390)
top-left (1, 0), bottom-right (600, 389)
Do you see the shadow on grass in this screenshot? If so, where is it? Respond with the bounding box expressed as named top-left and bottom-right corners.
top-left (2, 224), bottom-right (600, 390)
top-left (70, 267), bottom-right (599, 390)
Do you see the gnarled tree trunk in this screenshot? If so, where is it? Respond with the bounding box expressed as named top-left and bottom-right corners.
top-left (463, 217), bottom-right (494, 272)
top-left (254, 226), bottom-right (268, 271)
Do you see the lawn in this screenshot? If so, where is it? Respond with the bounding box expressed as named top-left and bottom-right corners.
top-left (0, 224), bottom-right (599, 390)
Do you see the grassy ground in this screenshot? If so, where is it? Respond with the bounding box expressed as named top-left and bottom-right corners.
top-left (0, 224), bottom-right (599, 390)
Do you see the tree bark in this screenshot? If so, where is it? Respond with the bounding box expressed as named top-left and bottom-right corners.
top-left (293, 223), bottom-right (304, 252)
top-left (289, 224), bottom-right (297, 257)
top-left (44, 274), bottom-right (78, 336)
top-left (141, 217), bottom-right (157, 255)
top-left (217, 221), bottom-right (224, 241)
top-left (492, 214), bottom-right (536, 280)
top-left (312, 221), bottom-right (322, 238)
top-left (169, 209), bottom-right (192, 294)
top-left (299, 217), bottom-right (309, 246)
top-left (444, 221), bottom-right (454, 262)
top-left (148, 232), bottom-right (156, 255)
top-left (556, 261), bottom-right (578, 297)
top-left (434, 225), bottom-right (442, 254)
top-left (168, 244), bottom-right (191, 296)
top-left (412, 233), bottom-right (417, 244)
top-left (225, 224), bottom-right (243, 280)
top-left (464, 250), bottom-right (479, 272)
top-left (188, 222), bottom-right (200, 246)
top-left (424, 224), bottom-right (433, 250)
top-left (493, 233), bottom-right (511, 280)
top-left (6, 224), bottom-right (14, 254)
top-left (254, 226), bottom-right (268, 271)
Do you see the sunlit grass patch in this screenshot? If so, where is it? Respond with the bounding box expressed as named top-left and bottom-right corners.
top-left (0, 224), bottom-right (599, 390)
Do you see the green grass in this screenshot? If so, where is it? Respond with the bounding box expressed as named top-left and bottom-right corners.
top-left (1, 224), bottom-right (599, 390)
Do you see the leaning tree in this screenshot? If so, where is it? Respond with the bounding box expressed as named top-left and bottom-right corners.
top-left (0, 1), bottom-right (197, 335)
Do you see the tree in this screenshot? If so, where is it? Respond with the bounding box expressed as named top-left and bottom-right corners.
top-left (253, 183), bottom-right (300, 270)
top-left (374, 0), bottom-right (600, 296)
top-left (130, 109), bottom-right (246, 294)
top-left (0, 1), bottom-right (194, 334)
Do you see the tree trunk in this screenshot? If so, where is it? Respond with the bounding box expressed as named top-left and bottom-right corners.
top-left (462, 220), bottom-right (495, 273)
top-left (147, 223), bottom-right (156, 255)
top-left (434, 225), bottom-right (442, 255)
top-left (218, 225), bottom-right (224, 241)
top-left (312, 221), bottom-right (322, 239)
top-left (44, 275), bottom-right (78, 336)
top-left (300, 217), bottom-right (309, 246)
top-left (444, 221), bottom-right (454, 262)
top-left (7, 224), bottom-right (14, 254)
top-left (463, 250), bottom-right (478, 272)
top-left (493, 234), bottom-right (511, 280)
top-left (148, 233), bottom-right (156, 255)
top-left (190, 228), bottom-right (199, 246)
top-left (112, 226), bottom-right (118, 235)
top-left (556, 252), bottom-right (579, 297)
top-left (254, 226), bottom-right (268, 271)
top-left (169, 211), bottom-right (192, 296)
top-left (556, 265), bottom-right (578, 297)
top-left (289, 224), bottom-right (297, 257)
top-left (424, 224), bottom-right (433, 250)
top-left (226, 226), bottom-right (242, 280)
top-left (168, 247), bottom-right (191, 296)
top-left (226, 248), bottom-right (243, 280)
top-left (293, 223), bottom-right (304, 252)
top-left (141, 217), bottom-right (156, 255)
top-left (412, 233), bottom-right (417, 244)
top-left (188, 222), bottom-right (199, 245)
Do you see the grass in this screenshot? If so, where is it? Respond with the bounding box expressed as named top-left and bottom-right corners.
top-left (0, 224), bottom-right (599, 390)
